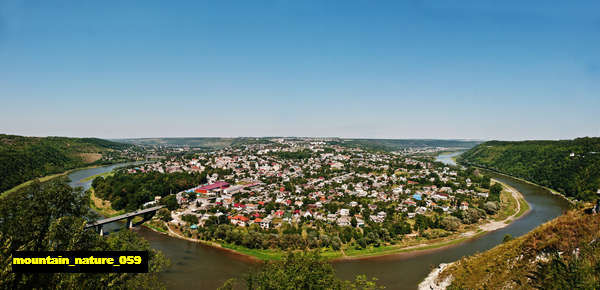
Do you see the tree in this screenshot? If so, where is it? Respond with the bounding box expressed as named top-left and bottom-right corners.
top-left (440, 216), bottom-right (462, 231)
top-left (414, 214), bottom-right (431, 231)
top-left (182, 214), bottom-right (199, 225)
top-left (161, 194), bottom-right (179, 210)
top-left (351, 217), bottom-right (358, 228)
top-left (0, 179), bottom-right (169, 289)
top-left (157, 208), bottom-right (172, 222)
top-left (483, 201), bottom-right (499, 214)
top-left (462, 208), bottom-right (484, 224)
top-left (237, 251), bottom-right (382, 289)
top-left (489, 183), bottom-right (503, 201)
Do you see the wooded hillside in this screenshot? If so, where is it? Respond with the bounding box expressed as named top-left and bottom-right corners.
top-left (458, 137), bottom-right (600, 201)
top-left (0, 134), bottom-right (132, 192)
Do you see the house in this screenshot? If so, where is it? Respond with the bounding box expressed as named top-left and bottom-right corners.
top-left (356, 218), bottom-right (365, 227)
top-left (337, 216), bottom-right (350, 226)
top-left (260, 219), bottom-right (271, 229)
top-left (230, 215), bottom-right (250, 227)
top-left (327, 213), bottom-right (337, 222)
top-left (460, 202), bottom-right (469, 211)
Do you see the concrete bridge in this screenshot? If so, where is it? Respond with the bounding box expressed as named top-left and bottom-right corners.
top-left (86, 205), bottom-right (165, 236)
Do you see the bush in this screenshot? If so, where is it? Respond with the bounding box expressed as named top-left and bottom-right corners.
top-left (462, 208), bottom-right (484, 224)
top-left (483, 201), bottom-right (499, 214)
top-left (440, 216), bottom-right (462, 231)
top-left (421, 229), bottom-right (450, 239)
top-left (157, 208), bottom-right (172, 222)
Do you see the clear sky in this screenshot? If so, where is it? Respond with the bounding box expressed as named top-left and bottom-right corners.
top-left (1, 1), bottom-right (598, 140)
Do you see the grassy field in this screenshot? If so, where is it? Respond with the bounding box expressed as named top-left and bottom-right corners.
top-left (515, 196), bottom-right (530, 218)
top-left (220, 243), bottom-right (286, 261)
top-left (494, 187), bottom-right (518, 221)
top-left (144, 220), bottom-right (168, 234)
top-left (343, 231), bottom-right (486, 258)
top-left (89, 188), bottom-right (125, 217)
top-left (440, 209), bottom-right (600, 289)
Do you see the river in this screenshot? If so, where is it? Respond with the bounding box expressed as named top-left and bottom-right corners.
top-left (434, 151), bottom-right (464, 166)
top-left (68, 156), bottom-right (571, 289)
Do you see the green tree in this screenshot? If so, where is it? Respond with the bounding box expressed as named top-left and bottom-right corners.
top-left (239, 251), bottom-right (382, 289)
top-left (0, 179), bottom-right (169, 289)
top-left (489, 183), bottom-right (503, 201)
top-left (157, 208), bottom-right (172, 222)
top-left (161, 194), bottom-right (179, 210)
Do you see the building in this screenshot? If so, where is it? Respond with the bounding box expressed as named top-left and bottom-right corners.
top-left (195, 181), bottom-right (230, 194)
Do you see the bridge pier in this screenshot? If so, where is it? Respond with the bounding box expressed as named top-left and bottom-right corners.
top-left (127, 217), bottom-right (133, 229)
top-left (98, 225), bottom-right (104, 236)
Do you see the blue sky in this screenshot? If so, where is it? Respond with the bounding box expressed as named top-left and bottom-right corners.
top-left (0, 0), bottom-right (598, 140)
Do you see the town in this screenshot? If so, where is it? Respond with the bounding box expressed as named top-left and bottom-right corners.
top-left (89, 138), bottom-right (504, 252)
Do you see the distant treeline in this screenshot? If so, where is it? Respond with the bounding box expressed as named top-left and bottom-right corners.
top-left (335, 139), bottom-right (482, 151)
top-left (0, 134), bottom-right (131, 192)
top-left (458, 137), bottom-right (600, 201)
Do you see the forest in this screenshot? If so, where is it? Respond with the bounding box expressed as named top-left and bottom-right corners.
top-left (0, 134), bottom-right (132, 192)
top-left (92, 171), bottom-right (208, 211)
top-left (0, 178), bottom-right (168, 289)
top-left (458, 137), bottom-right (600, 201)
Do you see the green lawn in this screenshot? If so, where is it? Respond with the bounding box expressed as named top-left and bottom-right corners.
top-left (515, 197), bottom-right (530, 218)
top-left (220, 243), bottom-right (286, 261)
top-left (343, 232), bottom-right (486, 258)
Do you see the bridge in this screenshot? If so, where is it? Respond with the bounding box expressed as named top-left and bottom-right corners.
top-left (86, 205), bottom-right (165, 236)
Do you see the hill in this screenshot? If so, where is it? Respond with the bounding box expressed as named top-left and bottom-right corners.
top-left (340, 139), bottom-right (481, 151)
top-left (117, 137), bottom-right (240, 148)
top-left (430, 209), bottom-right (600, 289)
top-left (458, 137), bottom-right (600, 201)
top-left (118, 137), bottom-right (481, 151)
top-left (0, 134), bottom-right (132, 192)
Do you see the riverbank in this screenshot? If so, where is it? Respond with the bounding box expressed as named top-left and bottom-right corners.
top-left (418, 263), bottom-right (454, 290)
top-left (80, 170), bottom-right (115, 183)
top-left (89, 188), bottom-right (125, 217)
top-left (467, 164), bottom-right (578, 206)
top-left (334, 180), bottom-right (528, 261)
top-left (1, 164), bottom-right (108, 198)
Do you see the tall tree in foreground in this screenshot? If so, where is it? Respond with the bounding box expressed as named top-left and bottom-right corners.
top-left (219, 251), bottom-right (382, 290)
top-left (0, 178), bottom-right (169, 289)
